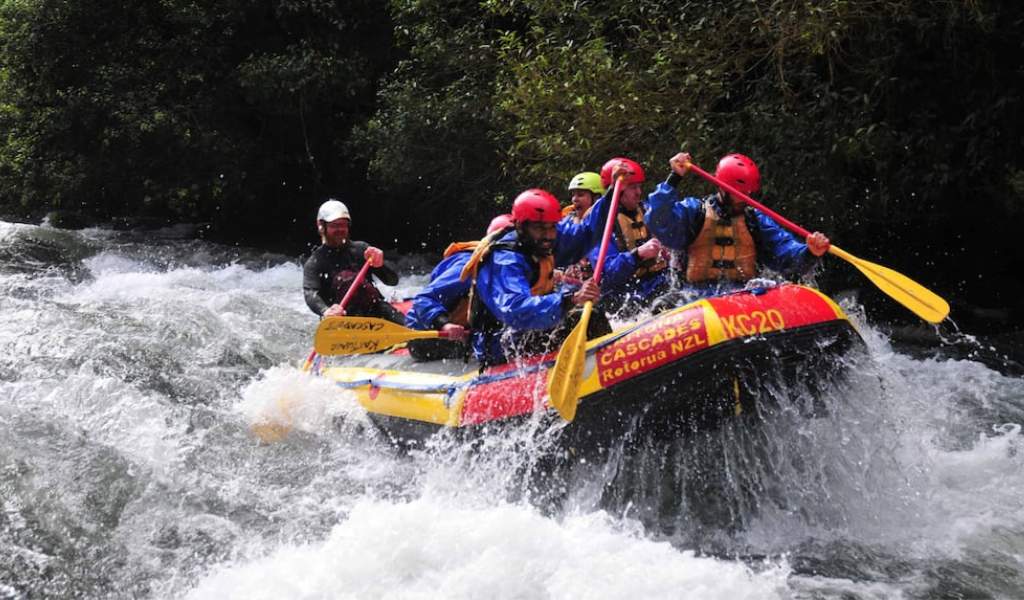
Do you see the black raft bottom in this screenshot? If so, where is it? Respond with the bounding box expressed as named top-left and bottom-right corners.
top-left (562, 320), bottom-right (864, 456)
top-left (366, 320), bottom-right (863, 454)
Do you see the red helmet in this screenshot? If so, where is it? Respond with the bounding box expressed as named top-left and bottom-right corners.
top-left (600, 157), bottom-right (646, 188)
top-left (511, 189), bottom-right (561, 224)
top-left (714, 153), bottom-right (761, 195)
top-left (486, 213), bottom-right (514, 234)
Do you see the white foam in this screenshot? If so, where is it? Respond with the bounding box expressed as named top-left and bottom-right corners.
top-left (0, 220), bottom-right (30, 241)
top-left (73, 264), bottom-right (213, 302)
top-left (934, 423), bottom-right (1022, 491)
top-left (788, 574), bottom-right (909, 599)
top-left (70, 257), bottom-right (308, 319)
top-left (229, 262), bottom-right (301, 291)
top-left (237, 365), bottom-right (373, 439)
top-left (182, 497), bottom-right (789, 600)
top-left (921, 422), bottom-right (1024, 547)
top-left (379, 271), bottom-right (430, 303)
top-left (84, 252), bottom-right (155, 276)
top-left (12, 372), bottom-right (187, 474)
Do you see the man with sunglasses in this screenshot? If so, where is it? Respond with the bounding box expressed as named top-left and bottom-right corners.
top-left (646, 152), bottom-right (830, 297)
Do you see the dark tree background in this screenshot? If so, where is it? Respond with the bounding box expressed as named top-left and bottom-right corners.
top-left (0, 0), bottom-right (393, 242)
top-left (1, 0), bottom-right (1021, 329)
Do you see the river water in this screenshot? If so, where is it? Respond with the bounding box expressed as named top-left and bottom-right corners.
top-left (1, 221), bottom-right (1022, 599)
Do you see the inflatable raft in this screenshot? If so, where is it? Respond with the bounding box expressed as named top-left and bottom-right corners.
top-left (311, 284), bottom-right (862, 450)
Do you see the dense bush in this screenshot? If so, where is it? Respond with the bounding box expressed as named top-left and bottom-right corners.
top-left (360, 0), bottom-right (1022, 317)
top-left (0, 0), bottom-right (392, 244)
top-left (1, 0), bottom-right (1021, 319)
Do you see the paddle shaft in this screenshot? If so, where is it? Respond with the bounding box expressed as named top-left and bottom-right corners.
top-left (301, 347), bottom-right (318, 372)
top-left (578, 174), bottom-right (625, 346)
top-left (591, 176), bottom-right (625, 285)
top-left (686, 163), bottom-right (812, 238)
top-left (337, 259), bottom-right (374, 312)
top-left (545, 175), bottom-right (625, 422)
top-left (686, 160), bottom-right (949, 323)
top-left (306, 258), bottom-right (374, 368)
top-left (575, 173), bottom-right (624, 320)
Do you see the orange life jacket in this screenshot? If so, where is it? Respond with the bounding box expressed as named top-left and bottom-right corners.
top-left (614, 209), bottom-right (667, 277)
top-left (435, 241), bottom-right (480, 327)
top-left (459, 228), bottom-right (552, 295)
top-left (443, 241), bottom-right (478, 258)
top-left (528, 255), bottom-right (556, 295)
top-left (459, 228), bottom-right (508, 283)
top-left (685, 201), bottom-right (757, 282)
top-left (561, 204), bottom-right (594, 224)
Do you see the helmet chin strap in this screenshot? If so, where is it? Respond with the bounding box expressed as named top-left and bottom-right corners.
top-left (717, 191), bottom-right (746, 215)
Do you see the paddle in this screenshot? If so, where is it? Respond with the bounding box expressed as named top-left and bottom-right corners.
top-left (301, 258), bottom-right (374, 366)
top-left (252, 258), bottom-right (374, 442)
top-left (685, 162), bottom-right (950, 324)
top-left (335, 258), bottom-right (374, 316)
top-left (314, 315), bottom-right (460, 355)
top-left (547, 174), bottom-right (624, 422)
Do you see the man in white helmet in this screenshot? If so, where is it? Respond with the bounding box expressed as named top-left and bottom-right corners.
top-left (302, 198), bottom-right (403, 324)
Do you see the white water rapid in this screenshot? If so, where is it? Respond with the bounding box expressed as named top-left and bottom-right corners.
top-left (1, 221), bottom-right (1021, 599)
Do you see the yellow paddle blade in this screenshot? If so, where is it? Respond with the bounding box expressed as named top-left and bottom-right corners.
top-left (829, 246), bottom-right (950, 324)
top-left (252, 421), bottom-right (291, 443)
top-left (314, 316), bottom-right (442, 355)
top-left (251, 392), bottom-right (296, 443)
top-left (547, 302), bottom-right (593, 422)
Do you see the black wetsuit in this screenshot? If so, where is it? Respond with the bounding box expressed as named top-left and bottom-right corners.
top-left (302, 241), bottom-right (404, 324)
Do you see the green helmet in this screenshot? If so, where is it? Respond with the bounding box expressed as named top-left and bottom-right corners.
top-left (567, 172), bottom-right (605, 196)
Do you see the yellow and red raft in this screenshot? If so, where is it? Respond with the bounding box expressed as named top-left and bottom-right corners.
top-left (312, 284), bottom-right (862, 448)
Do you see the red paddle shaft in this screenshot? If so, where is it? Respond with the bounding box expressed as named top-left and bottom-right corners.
top-left (338, 259), bottom-right (374, 310)
top-left (591, 176), bottom-right (624, 285)
top-left (307, 258), bottom-right (374, 368)
top-left (686, 163), bottom-right (812, 239)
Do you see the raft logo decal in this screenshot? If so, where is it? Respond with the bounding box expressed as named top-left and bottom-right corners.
top-left (326, 339), bottom-right (385, 354)
top-left (597, 306), bottom-right (708, 387)
top-left (318, 318), bottom-right (393, 354)
top-left (322, 319), bottom-right (387, 332)
top-left (719, 309), bottom-right (785, 340)
top-left (707, 285), bottom-right (839, 339)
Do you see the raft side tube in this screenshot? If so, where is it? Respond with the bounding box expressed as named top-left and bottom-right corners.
top-left (320, 284), bottom-right (860, 445)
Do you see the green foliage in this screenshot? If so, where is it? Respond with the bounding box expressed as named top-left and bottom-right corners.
top-left (348, 0), bottom-right (521, 243)
top-left (491, 1), bottom-right (860, 191)
top-left (1, 0), bottom-right (1021, 312)
top-left (492, 1), bottom-right (1018, 273)
top-left (0, 0), bottom-right (392, 244)
top-left (356, 0), bottom-right (1022, 311)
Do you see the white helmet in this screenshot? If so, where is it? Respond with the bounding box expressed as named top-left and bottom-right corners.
top-left (317, 199), bottom-right (350, 223)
